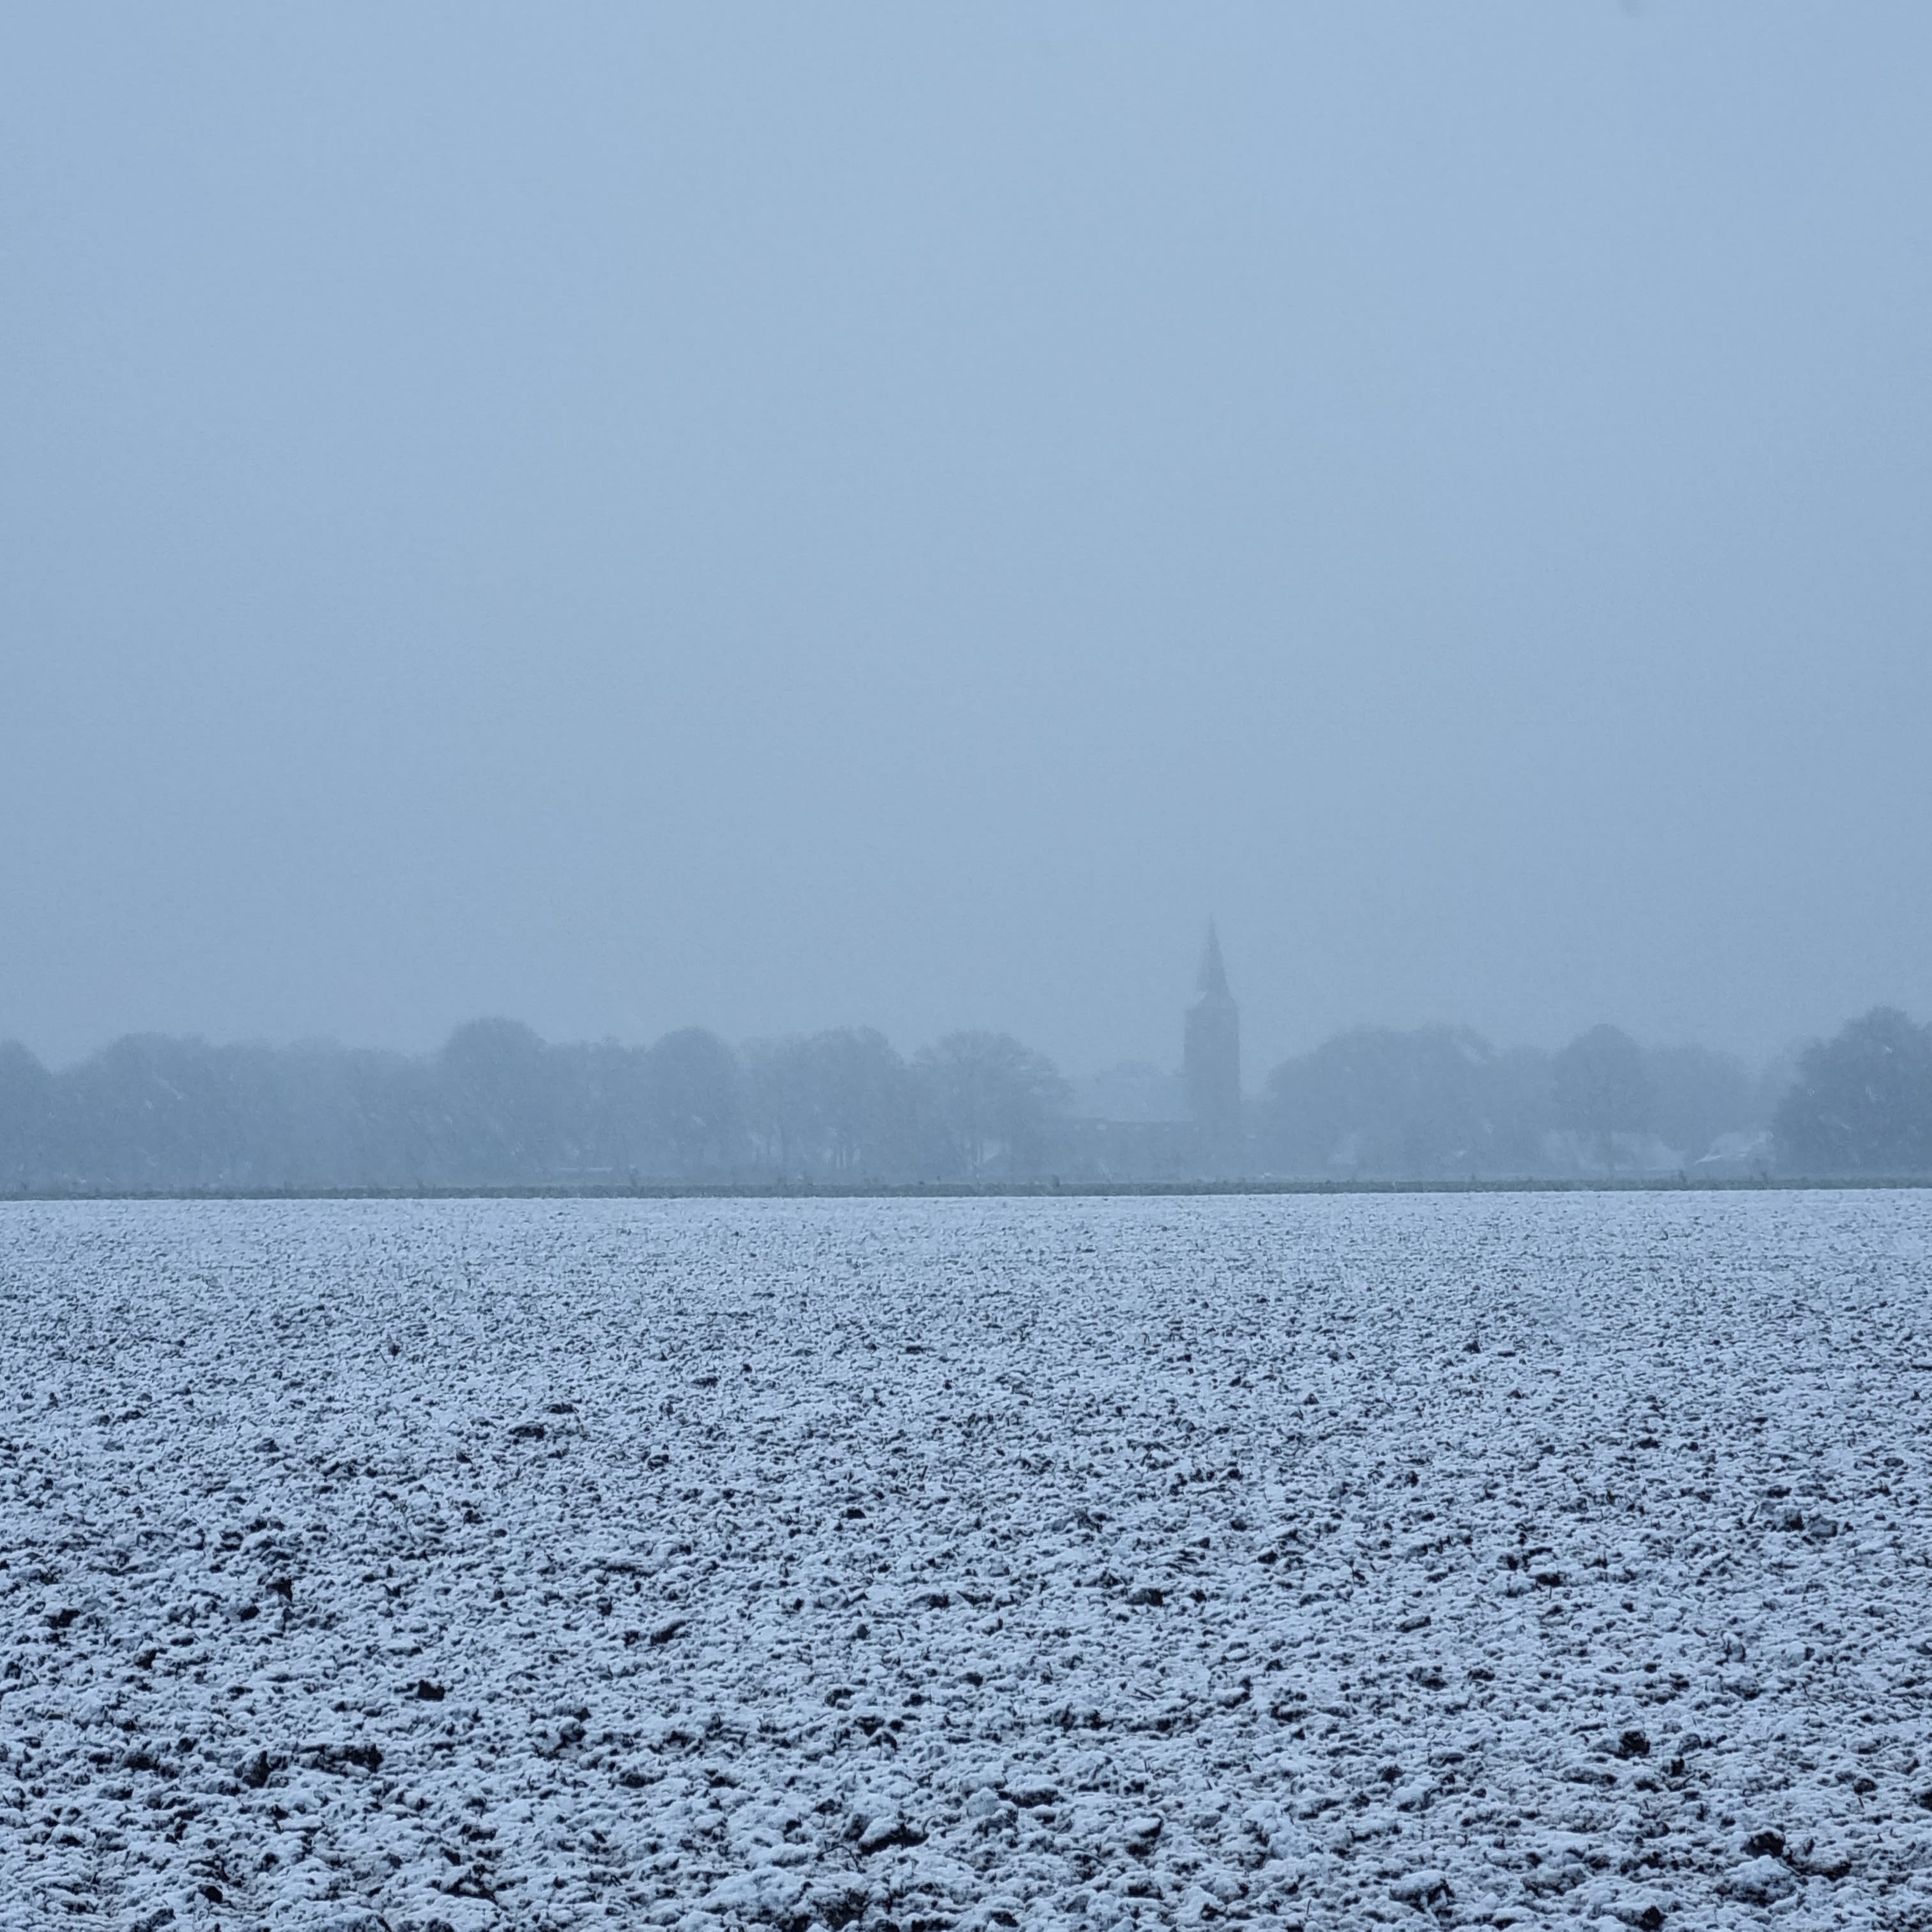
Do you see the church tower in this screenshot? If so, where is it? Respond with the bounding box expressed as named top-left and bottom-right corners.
top-left (1183, 923), bottom-right (1242, 1172)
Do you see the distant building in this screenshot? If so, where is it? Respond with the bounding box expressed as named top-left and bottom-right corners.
top-left (1041, 934), bottom-right (1247, 1183)
top-left (1184, 924), bottom-right (1242, 1171)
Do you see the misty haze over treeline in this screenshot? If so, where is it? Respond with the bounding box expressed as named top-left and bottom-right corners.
top-left (6, 12), bottom-right (1931, 1091)
top-left (4, 1003), bottom-right (1928, 1192)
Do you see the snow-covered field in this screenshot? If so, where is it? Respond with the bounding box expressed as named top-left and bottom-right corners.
top-left (3, 1193), bottom-right (1930, 1931)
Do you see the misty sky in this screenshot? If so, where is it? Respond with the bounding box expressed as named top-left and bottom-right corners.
top-left (4, 4), bottom-right (1929, 1078)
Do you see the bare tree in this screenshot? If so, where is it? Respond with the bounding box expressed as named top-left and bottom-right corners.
top-left (1552, 1024), bottom-right (1652, 1176)
top-left (1774, 1008), bottom-right (1932, 1175)
top-left (914, 1031), bottom-right (1068, 1179)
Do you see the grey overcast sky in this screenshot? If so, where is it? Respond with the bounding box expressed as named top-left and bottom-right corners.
top-left (3, 4), bottom-right (1929, 1077)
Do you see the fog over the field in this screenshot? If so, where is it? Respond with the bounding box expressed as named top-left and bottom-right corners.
top-left (3, 4), bottom-right (1929, 1077)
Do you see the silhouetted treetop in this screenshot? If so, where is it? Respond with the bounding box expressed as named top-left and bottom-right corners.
top-left (1552, 1024), bottom-right (1652, 1175)
top-left (1774, 1007), bottom-right (1932, 1176)
top-left (913, 1031), bottom-right (1070, 1180)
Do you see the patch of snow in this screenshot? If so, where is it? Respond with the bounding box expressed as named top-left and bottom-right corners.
top-left (1, 1191), bottom-right (1929, 1929)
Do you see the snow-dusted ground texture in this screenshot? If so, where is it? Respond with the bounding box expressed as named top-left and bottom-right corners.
top-left (3, 1194), bottom-right (1931, 1932)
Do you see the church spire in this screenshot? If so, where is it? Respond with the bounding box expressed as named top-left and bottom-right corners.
top-left (1183, 921), bottom-right (1242, 1174)
top-left (1197, 921), bottom-right (1230, 1000)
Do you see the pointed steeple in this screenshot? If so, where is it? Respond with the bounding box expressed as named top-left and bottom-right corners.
top-left (1184, 921), bottom-right (1242, 1174)
top-left (1197, 921), bottom-right (1230, 1000)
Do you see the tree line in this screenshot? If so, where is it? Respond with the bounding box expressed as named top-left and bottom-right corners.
top-left (1257, 1022), bottom-right (1759, 1180)
top-left (0, 1005), bottom-right (1926, 1190)
top-left (1258, 1008), bottom-right (1932, 1177)
top-left (0, 1020), bottom-right (1068, 1191)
